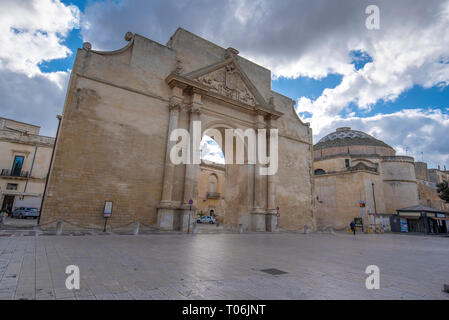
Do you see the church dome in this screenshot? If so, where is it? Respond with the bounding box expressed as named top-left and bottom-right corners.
top-left (314, 127), bottom-right (393, 150)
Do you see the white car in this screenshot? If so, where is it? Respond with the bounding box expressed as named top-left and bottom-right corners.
top-left (196, 216), bottom-right (216, 224)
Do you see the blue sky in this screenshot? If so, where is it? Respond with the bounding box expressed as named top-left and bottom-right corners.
top-left (1, 0), bottom-right (449, 168)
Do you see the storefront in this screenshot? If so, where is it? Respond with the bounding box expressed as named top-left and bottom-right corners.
top-left (395, 205), bottom-right (449, 235)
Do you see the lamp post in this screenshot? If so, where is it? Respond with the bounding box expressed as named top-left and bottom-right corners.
top-left (371, 183), bottom-right (377, 232)
top-left (188, 198), bottom-right (193, 233)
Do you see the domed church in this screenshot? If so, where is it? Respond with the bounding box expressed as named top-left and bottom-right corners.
top-left (313, 127), bottom-right (420, 232)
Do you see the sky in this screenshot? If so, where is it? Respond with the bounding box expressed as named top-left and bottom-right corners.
top-left (0, 0), bottom-right (448, 169)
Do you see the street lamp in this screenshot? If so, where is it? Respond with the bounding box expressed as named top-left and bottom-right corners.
top-left (371, 183), bottom-right (377, 232)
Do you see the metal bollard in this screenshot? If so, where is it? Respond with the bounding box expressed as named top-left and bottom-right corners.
top-left (238, 224), bottom-right (243, 234)
top-left (193, 222), bottom-right (197, 234)
top-left (56, 221), bottom-right (63, 235)
top-left (133, 222), bottom-right (140, 235)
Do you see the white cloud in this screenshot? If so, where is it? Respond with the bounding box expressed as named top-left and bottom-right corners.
top-left (0, 69), bottom-right (69, 136)
top-left (296, 0), bottom-right (449, 137)
top-left (314, 109), bottom-right (449, 168)
top-left (0, 0), bottom-right (80, 135)
top-left (0, 0), bottom-right (80, 88)
top-left (79, 0), bottom-right (449, 167)
top-left (201, 136), bottom-right (225, 164)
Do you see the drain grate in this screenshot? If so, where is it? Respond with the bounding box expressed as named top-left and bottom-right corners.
top-left (260, 268), bottom-right (288, 275)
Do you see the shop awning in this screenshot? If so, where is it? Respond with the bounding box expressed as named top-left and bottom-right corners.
top-left (396, 204), bottom-right (448, 215)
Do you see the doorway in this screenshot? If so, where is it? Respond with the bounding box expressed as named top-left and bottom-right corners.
top-left (1, 195), bottom-right (15, 212)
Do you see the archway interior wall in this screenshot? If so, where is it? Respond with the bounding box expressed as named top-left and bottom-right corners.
top-left (198, 110), bottom-right (259, 231)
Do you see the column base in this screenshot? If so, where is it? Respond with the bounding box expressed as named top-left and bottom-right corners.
top-left (157, 201), bottom-right (196, 231)
top-left (179, 210), bottom-right (195, 232)
top-left (265, 210), bottom-right (278, 232)
top-left (251, 210), bottom-right (266, 232)
top-left (157, 207), bottom-right (176, 231)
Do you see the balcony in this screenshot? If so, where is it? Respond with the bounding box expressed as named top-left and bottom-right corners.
top-left (0, 169), bottom-right (29, 179)
top-left (206, 192), bottom-right (221, 199)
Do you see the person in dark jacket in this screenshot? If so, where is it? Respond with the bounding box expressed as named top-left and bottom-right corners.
top-left (350, 221), bottom-right (356, 235)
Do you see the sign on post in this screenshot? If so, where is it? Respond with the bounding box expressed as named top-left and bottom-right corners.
top-left (103, 201), bottom-right (113, 218)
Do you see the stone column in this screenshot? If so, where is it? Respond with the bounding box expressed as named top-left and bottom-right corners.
top-left (251, 113), bottom-right (266, 232)
top-left (181, 91), bottom-right (202, 231)
top-left (265, 122), bottom-right (277, 232)
top-left (160, 100), bottom-right (181, 202)
top-left (157, 87), bottom-right (183, 230)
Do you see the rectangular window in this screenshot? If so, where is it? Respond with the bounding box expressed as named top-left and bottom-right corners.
top-left (345, 159), bottom-right (350, 168)
top-left (11, 155), bottom-right (24, 176)
top-left (6, 183), bottom-right (18, 190)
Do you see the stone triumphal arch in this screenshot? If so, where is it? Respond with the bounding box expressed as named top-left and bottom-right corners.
top-left (40, 28), bottom-right (315, 232)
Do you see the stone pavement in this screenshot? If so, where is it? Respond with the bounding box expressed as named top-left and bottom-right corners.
top-left (0, 231), bottom-right (448, 300)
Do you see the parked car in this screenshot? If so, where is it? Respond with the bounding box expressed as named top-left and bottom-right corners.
top-left (196, 216), bottom-right (216, 224)
top-left (11, 207), bottom-right (39, 219)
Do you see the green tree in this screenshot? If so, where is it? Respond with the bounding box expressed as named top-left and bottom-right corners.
top-left (437, 181), bottom-right (449, 203)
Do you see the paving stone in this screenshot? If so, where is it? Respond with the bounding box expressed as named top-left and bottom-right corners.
top-left (0, 232), bottom-right (448, 300)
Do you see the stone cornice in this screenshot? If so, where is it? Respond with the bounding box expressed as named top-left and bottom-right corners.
top-left (0, 131), bottom-right (55, 147)
top-left (383, 179), bottom-right (417, 184)
top-left (165, 73), bottom-right (283, 119)
top-left (314, 169), bottom-right (380, 178)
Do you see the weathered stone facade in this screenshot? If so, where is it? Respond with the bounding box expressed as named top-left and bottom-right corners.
top-left (40, 28), bottom-right (315, 232)
top-left (414, 162), bottom-right (449, 212)
top-left (0, 117), bottom-right (54, 212)
top-left (314, 127), bottom-right (419, 231)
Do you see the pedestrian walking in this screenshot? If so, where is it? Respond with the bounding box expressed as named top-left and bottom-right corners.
top-left (350, 220), bottom-right (356, 235)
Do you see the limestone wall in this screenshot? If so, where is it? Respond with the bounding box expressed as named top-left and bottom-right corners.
top-left (417, 180), bottom-right (449, 211)
top-left (276, 136), bottom-right (314, 231)
top-left (0, 117), bottom-right (40, 135)
top-left (380, 158), bottom-right (419, 214)
top-left (41, 42), bottom-right (171, 229)
top-left (414, 162), bottom-right (429, 181)
top-left (429, 169), bottom-right (449, 184)
top-left (40, 29), bottom-right (315, 232)
top-left (314, 145), bottom-right (395, 159)
top-left (315, 170), bottom-right (384, 230)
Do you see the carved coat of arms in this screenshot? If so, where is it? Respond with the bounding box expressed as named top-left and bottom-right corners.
top-left (196, 63), bottom-right (256, 106)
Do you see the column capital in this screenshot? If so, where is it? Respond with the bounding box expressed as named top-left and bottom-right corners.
top-left (169, 97), bottom-right (183, 112)
top-left (187, 101), bottom-right (202, 115)
top-left (255, 112), bottom-right (266, 129)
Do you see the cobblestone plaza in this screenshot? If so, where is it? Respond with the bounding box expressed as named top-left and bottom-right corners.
top-left (0, 231), bottom-right (448, 300)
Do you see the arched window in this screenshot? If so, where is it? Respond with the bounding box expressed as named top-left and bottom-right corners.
top-left (314, 169), bottom-right (326, 176)
top-left (208, 174), bottom-right (218, 193)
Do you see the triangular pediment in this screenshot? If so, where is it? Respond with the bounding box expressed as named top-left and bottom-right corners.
top-left (183, 58), bottom-right (266, 108)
